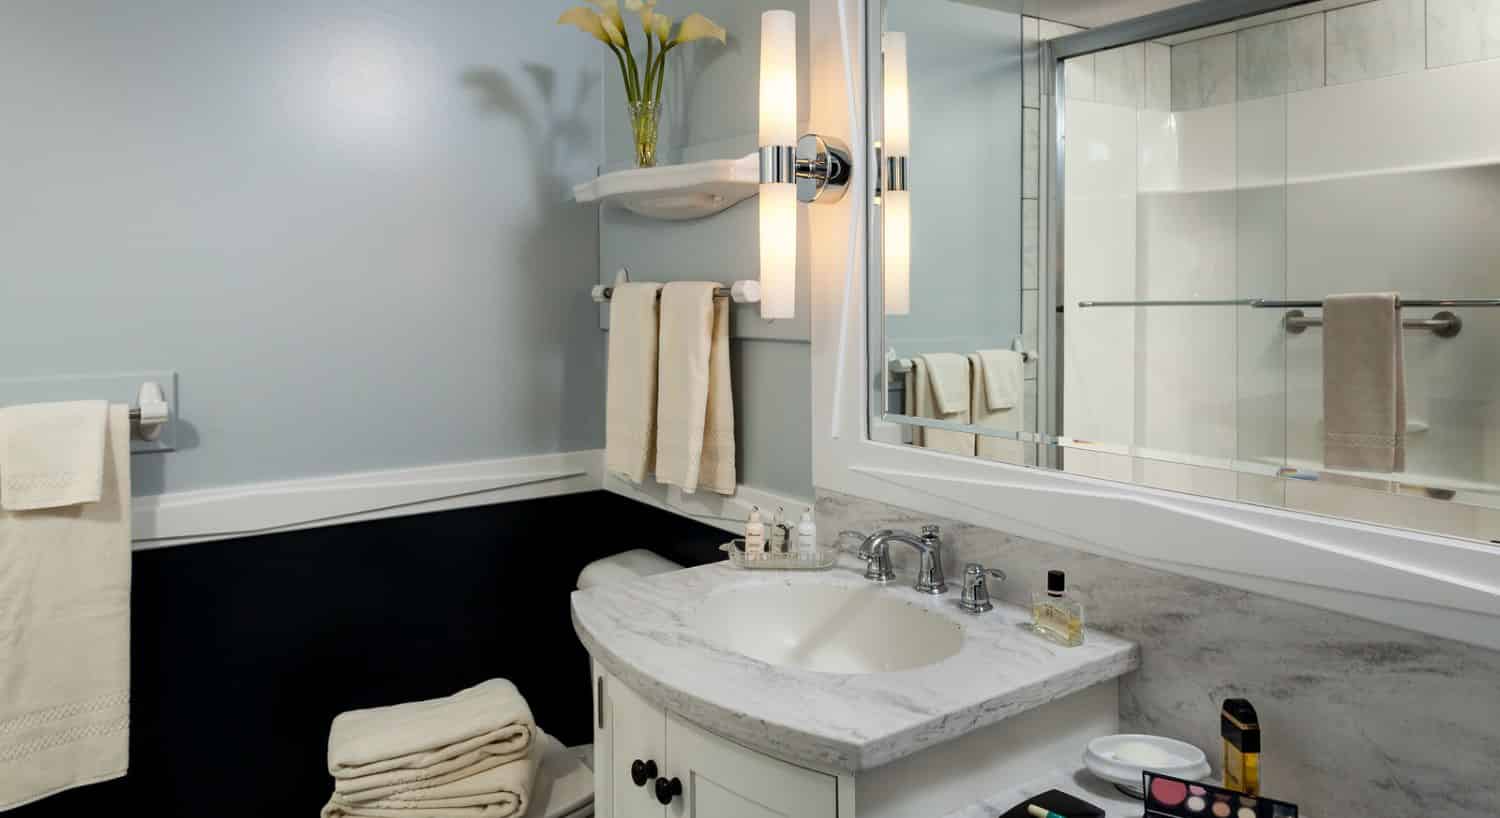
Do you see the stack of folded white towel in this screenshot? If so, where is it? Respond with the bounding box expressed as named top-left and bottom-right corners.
top-left (322, 679), bottom-right (591, 818)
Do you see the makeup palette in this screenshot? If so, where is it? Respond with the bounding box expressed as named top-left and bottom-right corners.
top-left (1143, 773), bottom-right (1297, 818)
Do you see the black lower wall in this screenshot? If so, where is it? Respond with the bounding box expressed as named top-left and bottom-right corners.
top-left (11, 491), bottom-right (724, 818)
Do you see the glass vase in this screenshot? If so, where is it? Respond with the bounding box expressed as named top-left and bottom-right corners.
top-left (628, 100), bottom-right (662, 168)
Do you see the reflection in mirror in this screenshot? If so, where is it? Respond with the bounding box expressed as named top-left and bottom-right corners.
top-left (871, 0), bottom-right (1500, 545)
top-left (876, 0), bottom-right (1034, 465)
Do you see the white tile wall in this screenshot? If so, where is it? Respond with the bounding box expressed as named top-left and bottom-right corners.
top-left (1022, 106), bottom-right (1039, 198)
top-left (1021, 198), bottom-right (1038, 289)
top-left (1288, 13), bottom-right (1328, 90)
top-left (1238, 21), bottom-right (1292, 100)
top-left (1427, 0), bottom-right (1500, 67)
top-left (1145, 43), bottom-right (1172, 110)
top-left (1171, 33), bottom-right (1236, 110)
top-left (1325, 0), bottom-right (1425, 84)
top-left (1023, 15), bottom-right (1041, 108)
top-left (1094, 43), bottom-right (1146, 108)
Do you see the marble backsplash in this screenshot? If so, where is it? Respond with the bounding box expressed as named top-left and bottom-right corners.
top-left (817, 489), bottom-right (1500, 818)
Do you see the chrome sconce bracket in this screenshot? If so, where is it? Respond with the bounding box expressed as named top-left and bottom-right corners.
top-left (762, 135), bottom-right (854, 204)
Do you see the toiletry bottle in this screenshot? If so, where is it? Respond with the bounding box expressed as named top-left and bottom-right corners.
top-left (796, 510), bottom-right (817, 558)
top-left (744, 507), bottom-right (765, 559)
top-left (769, 507), bottom-right (788, 554)
top-left (1031, 570), bottom-right (1085, 646)
top-left (1221, 698), bottom-right (1261, 795)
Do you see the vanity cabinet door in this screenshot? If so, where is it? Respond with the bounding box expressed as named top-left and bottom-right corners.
top-left (595, 667), bottom-right (667, 818)
top-left (662, 714), bottom-right (838, 818)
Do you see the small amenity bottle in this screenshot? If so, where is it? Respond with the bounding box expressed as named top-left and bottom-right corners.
top-left (744, 507), bottom-right (765, 560)
top-left (1031, 570), bottom-right (1085, 646)
top-left (796, 510), bottom-right (818, 558)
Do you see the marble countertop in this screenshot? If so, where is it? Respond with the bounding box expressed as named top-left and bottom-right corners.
top-left (571, 558), bottom-right (1140, 772)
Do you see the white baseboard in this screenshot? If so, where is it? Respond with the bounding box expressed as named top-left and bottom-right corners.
top-left (602, 473), bottom-right (812, 536)
top-left (131, 450), bottom-right (605, 550)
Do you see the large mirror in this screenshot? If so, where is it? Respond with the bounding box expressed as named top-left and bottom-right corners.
top-left (870, 0), bottom-right (1500, 545)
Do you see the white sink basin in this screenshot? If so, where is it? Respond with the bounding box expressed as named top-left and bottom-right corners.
top-left (691, 581), bottom-right (964, 674)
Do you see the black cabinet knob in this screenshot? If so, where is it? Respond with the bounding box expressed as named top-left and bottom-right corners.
top-left (630, 759), bottom-right (657, 787)
top-left (655, 776), bottom-right (683, 805)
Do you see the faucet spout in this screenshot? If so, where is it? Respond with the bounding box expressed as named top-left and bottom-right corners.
top-left (858, 526), bottom-right (948, 594)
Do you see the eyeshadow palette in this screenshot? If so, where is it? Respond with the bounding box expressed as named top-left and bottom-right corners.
top-left (1143, 773), bottom-right (1297, 818)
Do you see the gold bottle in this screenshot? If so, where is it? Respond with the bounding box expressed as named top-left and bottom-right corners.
top-left (1031, 570), bottom-right (1085, 646)
top-left (1222, 698), bottom-right (1261, 795)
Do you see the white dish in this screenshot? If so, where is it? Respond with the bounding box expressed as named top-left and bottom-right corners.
top-left (1083, 733), bottom-right (1212, 797)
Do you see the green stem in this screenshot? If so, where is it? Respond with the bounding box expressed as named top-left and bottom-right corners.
top-left (654, 43), bottom-right (674, 103)
top-left (644, 36), bottom-right (656, 99)
top-left (608, 44), bottom-right (635, 104)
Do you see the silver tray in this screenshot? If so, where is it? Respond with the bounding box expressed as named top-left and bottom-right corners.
top-left (720, 539), bottom-right (837, 571)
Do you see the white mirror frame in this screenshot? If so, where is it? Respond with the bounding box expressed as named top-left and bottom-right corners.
top-left (808, 0), bottom-right (1500, 652)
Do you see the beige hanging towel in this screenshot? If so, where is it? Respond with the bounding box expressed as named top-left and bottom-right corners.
top-left (655, 283), bottom-right (736, 495)
top-left (969, 351), bottom-right (1026, 464)
top-left (903, 353), bottom-right (975, 456)
top-left (1323, 292), bottom-right (1406, 472)
top-left (605, 283), bottom-right (664, 484)
top-left (0, 404), bottom-right (132, 811)
top-left (0, 400), bottom-right (108, 510)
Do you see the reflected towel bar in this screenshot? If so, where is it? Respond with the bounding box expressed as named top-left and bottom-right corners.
top-left (1073, 297), bottom-right (1498, 338)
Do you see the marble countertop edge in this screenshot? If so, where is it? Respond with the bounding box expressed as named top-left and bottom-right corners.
top-left (571, 563), bottom-right (1142, 773)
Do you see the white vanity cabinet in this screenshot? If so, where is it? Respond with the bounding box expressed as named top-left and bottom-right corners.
top-left (593, 666), bottom-right (839, 818)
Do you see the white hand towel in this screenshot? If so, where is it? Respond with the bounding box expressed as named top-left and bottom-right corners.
top-left (327, 679), bottom-right (536, 785)
top-left (905, 354), bottom-right (975, 456)
top-left (0, 405), bottom-right (131, 811)
top-left (655, 283), bottom-right (736, 495)
top-left (968, 352), bottom-right (1026, 464)
top-left (1323, 292), bottom-right (1406, 473)
top-left (605, 283), bottom-right (664, 484)
top-left (0, 400), bottom-right (109, 510)
top-left (975, 349), bottom-right (1023, 411)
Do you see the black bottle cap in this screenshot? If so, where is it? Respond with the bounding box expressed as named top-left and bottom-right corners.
top-left (1047, 570), bottom-right (1066, 595)
top-left (1221, 698), bottom-right (1261, 753)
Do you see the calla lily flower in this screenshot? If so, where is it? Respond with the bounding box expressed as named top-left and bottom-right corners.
top-left (652, 13), bottom-right (672, 43)
top-left (586, 0), bottom-right (625, 31)
top-left (557, 7), bottom-right (609, 44)
top-left (673, 12), bottom-right (726, 45)
top-left (599, 15), bottom-right (626, 47)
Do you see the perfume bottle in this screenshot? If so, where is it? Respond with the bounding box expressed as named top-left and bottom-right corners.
top-left (1031, 570), bottom-right (1085, 646)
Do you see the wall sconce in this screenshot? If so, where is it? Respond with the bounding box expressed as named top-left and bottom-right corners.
top-left (881, 32), bottom-right (911, 316)
top-left (758, 9), bottom-right (853, 320)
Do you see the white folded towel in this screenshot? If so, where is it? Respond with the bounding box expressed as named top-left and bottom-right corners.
top-left (0, 400), bottom-right (109, 510)
top-left (968, 352), bottom-right (1025, 464)
top-left (655, 283), bottom-right (736, 495)
top-left (605, 283), bottom-right (664, 484)
top-left (323, 736), bottom-right (542, 818)
top-left (328, 680), bottom-right (536, 792)
top-left (0, 405), bottom-right (131, 810)
top-left (904, 354), bottom-right (975, 456)
top-left (1323, 292), bottom-right (1406, 473)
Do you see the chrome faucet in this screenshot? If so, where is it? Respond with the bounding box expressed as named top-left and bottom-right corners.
top-left (855, 526), bottom-right (948, 594)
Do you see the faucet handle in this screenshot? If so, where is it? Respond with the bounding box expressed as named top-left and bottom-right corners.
top-left (921, 524), bottom-right (941, 540)
top-left (958, 562), bottom-right (1005, 614)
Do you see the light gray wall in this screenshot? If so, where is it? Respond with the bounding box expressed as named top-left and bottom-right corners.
top-left (885, 0), bottom-right (1025, 357)
top-left (597, 0), bottom-right (815, 502)
top-left (0, 0), bottom-right (605, 497)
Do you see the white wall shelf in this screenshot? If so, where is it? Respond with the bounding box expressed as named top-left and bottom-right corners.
top-left (573, 153), bottom-right (760, 220)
